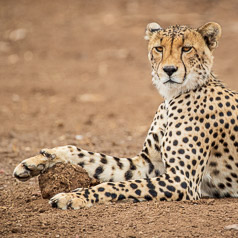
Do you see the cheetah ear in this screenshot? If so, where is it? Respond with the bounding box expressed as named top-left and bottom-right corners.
top-left (198, 22), bottom-right (222, 51)
top-left (145, 22), bottom-right (162, 40)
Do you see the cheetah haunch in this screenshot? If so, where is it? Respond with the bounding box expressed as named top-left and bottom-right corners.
top-left (14, 22), bottom-right (238, 210)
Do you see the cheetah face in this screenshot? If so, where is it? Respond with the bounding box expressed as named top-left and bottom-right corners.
top-left (145, 22), bottom-right (221, 100)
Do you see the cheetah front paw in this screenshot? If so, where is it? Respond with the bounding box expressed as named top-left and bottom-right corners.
top-left (13, 148), bottom-right (59, 181)
top-left (49, 192), bottom-right (90, 210)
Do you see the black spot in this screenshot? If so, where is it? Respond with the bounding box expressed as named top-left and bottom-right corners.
top-left (183, 137), bottom-right (188, 143)
top-left (178, 149), bottom-right (185, 154)
top-left (153, 133), bottom-right (159, 142)
top-left (98, 187), bottom-right (105, 192)
top-left (78, 153), bottom-right (85, 158)
top-left (173, 140), bottom-right (178, 146)
top-left (193, 136), bottom-right (198, 142)
top-left (218, 183), bottom-right (225, 189)
top-left (105, 192), bottom-right (111, 197)
top-left (155, 170), bottom-right (160, 176)
top-left (226, 182), bottom-right (232, 187)
top-left (100, 157), bottom-right (107, 164)
top-left (149, 189), bottom-right (158, 197)
top-left (144, 195), bottom-right (153, 201)
top-left (214, 152), bottom-right (222, 158)
top-left (167, 185), bottom-right (175, 192)
top-left (213, 191), bottom-right (221, 198)
top-left (130, 183), bottom-right (138, 189)
top-left (226, 164), bottom-right (232, 170)
top-left (146, 180), bottom-right (155, 190)
top-left (213, 170), bottom-right (220, 175)
top-left (159, 181), bottom-right (166, 187)
top-left (147, 139), bottom-right (152, 147)
top-left (185, 127), bottom-right (192, 131)
top-left (164, 191), bottom-right (172, 198)
top-left (177, 192), bottom-right (184, 201)
top-left (78, 162), bottom-right (85, 168)
top-left (114, 157), bottom-right (123, 169)
top-left (125, 170), bottom-right (133, 180)
top-left (135, 189), bottom-right (141, 196)
top-left (179, 161), bottom-right (185, 166)
top-left (181, 182), bottom-right (187, 189)
top-left (176, 131), bottom-right (181, 136)
top-left (128, 158), bottom-right (137, 170)
top-left (94, 166), bottom-right (104, 179)
top-left (111, 193), bottom-right (117, 199)
top-left (231, 173), bottom-right (238, 178)
top-left (224, 193), bottom-right (231, 198)
top-left (118, 194), bottom-right (126, 201)
top-left (209, 162), bottom-right (217, 167)
top-left (229, 155), bottom-right (234, 161)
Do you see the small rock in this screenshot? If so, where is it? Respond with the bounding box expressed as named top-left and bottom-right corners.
top-left (79, 94), bottom-right (105, 103)
top-left (12, 94), bottom-right (20, 102)
top-left (9, 28), bottom-right (27, 41)
top-left (224, 224), bottom-right (238, 230)
top-left (24, 147), bottom-right (31, 151)
top-left (58, 135), bottom-right (66, 141)
top-left (75, 135), bottom-right (83, 140)
top-left (55, 120), bottom-right (64, 128)
top-left (11, 228), bottom-right (19, 233)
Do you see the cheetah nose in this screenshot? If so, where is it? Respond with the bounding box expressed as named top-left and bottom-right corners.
top-left (163, 66), bottom-right (178, 77)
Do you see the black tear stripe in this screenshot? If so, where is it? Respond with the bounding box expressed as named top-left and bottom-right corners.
top-left (180, 35), bottom-right (187, 82)
top-left (153, 49), bottom-right (163, 79)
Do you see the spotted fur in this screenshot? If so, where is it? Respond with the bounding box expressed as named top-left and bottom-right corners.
top-left (14, 22), bottom-right (238, 210)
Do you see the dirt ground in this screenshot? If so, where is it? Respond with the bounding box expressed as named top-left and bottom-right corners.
top-left (1, 0), bottom-right (238, 237)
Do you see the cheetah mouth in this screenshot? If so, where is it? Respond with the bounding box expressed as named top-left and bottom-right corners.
top-left (163, 79), bottom-right (182, 84)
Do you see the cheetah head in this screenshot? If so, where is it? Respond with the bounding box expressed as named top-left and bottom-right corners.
top-left (145, 22), bottom-right (221, 101)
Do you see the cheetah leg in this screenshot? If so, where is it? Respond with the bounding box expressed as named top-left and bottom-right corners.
top-left (13, 145), bottom-right (165, 182)
top-left (49, 172), bottom-right (190, 210)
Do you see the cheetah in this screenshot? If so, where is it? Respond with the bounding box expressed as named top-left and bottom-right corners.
top-left (13, 22), bottom-right (238, 210)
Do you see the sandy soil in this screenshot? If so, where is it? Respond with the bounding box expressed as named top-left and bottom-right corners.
top-left (1, 0), bottom-right (238, 237)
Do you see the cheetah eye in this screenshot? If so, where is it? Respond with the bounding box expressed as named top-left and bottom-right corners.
top-left (182, 46), bottom-right (192, 53)
top-left (154, 46), bottom-right (163, 53)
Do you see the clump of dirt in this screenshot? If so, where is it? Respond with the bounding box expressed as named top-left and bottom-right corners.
top-left (38, 163), bottom-right (100, 199)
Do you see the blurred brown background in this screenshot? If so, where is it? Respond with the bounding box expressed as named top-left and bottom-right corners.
top-left (1, 1), bottom-right (238, 237)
